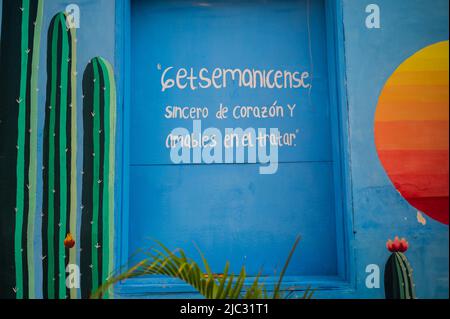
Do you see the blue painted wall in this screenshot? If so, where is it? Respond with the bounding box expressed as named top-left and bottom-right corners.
top-left (118, 0), bottom-right (449, 299)
top-left (339, 0), bottom-right (449, 299)
top-left (0, 0), bottom-right (447, 299)
top-left (128, 0), bottom-right (342, 281)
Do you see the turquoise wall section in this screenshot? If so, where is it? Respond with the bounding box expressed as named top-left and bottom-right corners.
top-left (341, 0), bottom-right (448, 298)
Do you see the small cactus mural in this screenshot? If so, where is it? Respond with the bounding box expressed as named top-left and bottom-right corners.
top-left (384, 237), bottom-right (416, 299)
top-left (80, 57), bottom-right (116, 299)
top-left (0, 0), bottom-right (44, 299)
top-left (41, 12), bottom-right (77, 299)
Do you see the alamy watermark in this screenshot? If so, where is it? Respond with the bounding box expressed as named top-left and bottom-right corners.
top-left (65, 4), bottom-right (80, 29)
top-left (167, 120), bottom-right (281, 175)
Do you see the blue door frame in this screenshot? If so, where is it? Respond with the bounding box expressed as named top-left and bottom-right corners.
top-left (112, 0), bottom-right (356, 297)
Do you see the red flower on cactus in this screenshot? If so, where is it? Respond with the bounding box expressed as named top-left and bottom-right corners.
top-left (64, 233), bottom-right (75, 249)
top-left (386, 236), bottom-right (408, 253)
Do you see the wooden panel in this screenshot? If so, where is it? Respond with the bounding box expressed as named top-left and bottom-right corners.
top-left (129, 162), bottom-right (338, 276)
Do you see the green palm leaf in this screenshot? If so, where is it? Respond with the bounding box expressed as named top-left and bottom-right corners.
top-left (91, 236), bottom-right (312, 300)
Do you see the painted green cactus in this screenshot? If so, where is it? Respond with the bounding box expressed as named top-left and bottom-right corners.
top-left (384, 237), bottom-right (416, 299)
top-left (0, 0), bottom-right (44, 299)
top-left (41, 12), bottom-right (77, 299)
top-left (0, 1), bottom-right (117, 299)
top-left (80, 57), bottom-right (116, 299)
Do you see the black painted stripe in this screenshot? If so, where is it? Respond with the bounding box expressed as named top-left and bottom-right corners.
top-left (81, 61), bottom-right (95, 298)
top-left (42, 13), bottom-right (57, 300)
top-left (0, 0), bottom-right (22, 299)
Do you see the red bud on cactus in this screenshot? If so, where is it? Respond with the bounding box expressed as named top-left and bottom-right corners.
top-left (398, 238), bottom-right (409, 252)
top-left (392, 236), bottom-right (401, 251)
top-left (386, 236), bottom-right (409, 253)
top-left (386, 240), bottom-right (395, 252)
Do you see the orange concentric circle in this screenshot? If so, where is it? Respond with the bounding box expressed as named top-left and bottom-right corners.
top-left (375, 41), bottom-right (449, 225)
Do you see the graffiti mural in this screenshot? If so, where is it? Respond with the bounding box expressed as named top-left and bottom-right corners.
top-left (80, 57), bottom-right (116, 299)
top-left (375, 41), bottom-right (449, 225)
top-left (384, 237), bottom-right (415, 299)
top-left (0, 0), bottom-right (44, 299)
top-left (0, 0), bottom-right (448, 301)
top-left (0, 0), bottom-right (116, 299)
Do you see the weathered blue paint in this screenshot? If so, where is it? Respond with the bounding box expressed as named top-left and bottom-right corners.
top-left (339, 0), bottom-right (449, 299)
top-left (127, 0), bottom-right (346, 283)
top-left (0, 0), bottom-right (447, 299)
top-left (114, 0), bottom-right (449, 298)
top-left (131, 1), bottom-right (331, 165)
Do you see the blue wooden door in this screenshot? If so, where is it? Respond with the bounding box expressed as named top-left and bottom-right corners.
top-left (128, 0), bottom-right (340, 282)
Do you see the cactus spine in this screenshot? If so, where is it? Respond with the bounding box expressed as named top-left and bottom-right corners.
top-left (0, 0), bottom-right (44, 299)
top-left (384, 252), bottom-right (416, 299)
top-left (42, 12), bottom-right (75, 299)
top-left (81, 57), bottom-right (116, 298)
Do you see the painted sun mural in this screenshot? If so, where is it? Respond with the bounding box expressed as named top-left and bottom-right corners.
top-left (375, 40), bottom-right (449, 225)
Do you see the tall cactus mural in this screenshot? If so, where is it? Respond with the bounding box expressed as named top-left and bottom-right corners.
top-left (80, 57), bottom-right (116, 298)
top-left (0, 0), bottom-right (44, 299)
top-left (41, 12), bottom-right (77, 299)
top-left (0, 1), bottom-right (116, 299)
top-left (384, 237), bottom-right (416, 299)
